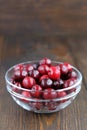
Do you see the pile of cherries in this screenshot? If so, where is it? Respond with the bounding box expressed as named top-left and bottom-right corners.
top-left (11, 58), bottom-right (77, 110)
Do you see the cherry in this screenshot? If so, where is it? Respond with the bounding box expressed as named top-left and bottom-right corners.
top-left (31, 85), bottom-right (42, 98)
top-left (45, 101), bottom-right (57, 110)
top-left (63, 78), bottom-right (76, 88)
top-left (48, 66), bottom-right (60, 80)
top-left (43, 88), bottom-right (57, 99)
top-left (57, 91), bottom-right (67, 103)
top-left (40, 78), bottom-right (53, 88)
top-left (14, 69), bottom-right (28, 81)
top-left (22, 76), bottom-right (36, 89)
top-left (57, 91), bottom-right (67, 98)
top-left (64, 62), bottom-right (72, 72)
top-left (31, 101), bottom-right (43, 110)
top-left (60, 63), bottom-right (73, 80)
top-left (14, 82), bottom-right (22, 87)
top-left (53, 79), bottom-right (64, 89)
top-left (21, 91), bottom-right (31, 102)
top-left (26, 64), bottom-right (34, 72)
top-left (28, 70), bottom-right (40, 79)
top-left (60, 63), bottom-right (68, 75)
top-left (39, 57), bottom-right (51, 66)
top-left (38, 65), bottom-right (49, 75)
top-left (12, 82), bottom-right (22, 93)
top-left (68, 70), bottom-right (77, 79)
top-left (14, 64), bottom-right (24, 71)
top-left (39, 75), bottom-right (49, 82)
top-left (14, 70), bottom-right (22, 80)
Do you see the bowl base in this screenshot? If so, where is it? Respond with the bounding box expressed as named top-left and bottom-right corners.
top-left (12, 95), bottom-right (76, 113)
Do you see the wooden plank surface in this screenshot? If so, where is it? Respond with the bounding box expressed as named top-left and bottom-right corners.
top-left (0, 0), bottom-right (87, 35)
top-left (0, 35), bottom-right (87, 130)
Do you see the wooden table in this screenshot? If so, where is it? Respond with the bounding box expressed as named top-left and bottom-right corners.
top-left (0, 35), bottom-right (87, 130)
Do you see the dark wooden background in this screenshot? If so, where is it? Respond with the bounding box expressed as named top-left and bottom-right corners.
top-left (0, 0), bottom-right (87, 36)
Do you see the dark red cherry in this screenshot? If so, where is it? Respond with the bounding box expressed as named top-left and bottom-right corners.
top-left (39, 75), bottom-right (49, 82)
top-left (68, 70), bottom-right (77, 79)
top-left (63, 78), bottom-right (76, 88)
top-left (31, 101), bottom-right (43, 110)
top-left (28, 70), bottom-right (40, 79)
top-left (12, 82), bottom-right (22, 93)
top-left (39, 57), bottom-right (52, 66)
top-left (40, 78), bottom-right (53, 88)
top-left (14, 69), bottom-right (28, 81)
top-left (57, 91), bottom-right (67, 98)
top-left (64, 62), bottom-right (72, 72)
top-left (31, 85), bottom-right (42, 98)
top-left (22, 76), bottom-right (36, 89)
top-left (48, 66), bottom-right (60, 80)
top-left (21, 91), bottom-right (32, 102)
top-left (43, 88), bottom-right (57, 99)
top-left (14, 64), bottom-right (24, 71)
top-left (26, 64), bottom-right (34, 72)
top-left (57, 91), bottom-right (67, 103)
top-left (60, 63), bottom-right (68, 75)
top-left (38, 65), bottom-right (49, 75)
top-left (53, 79), bottom-right (64, 89)
top-left (45, 101), bottom-right (57, 110)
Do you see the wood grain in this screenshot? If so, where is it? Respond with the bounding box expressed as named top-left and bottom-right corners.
top-left (0, 0), bottom-right (87, 35)
top-left (0, 35), bottom-right (87, 130)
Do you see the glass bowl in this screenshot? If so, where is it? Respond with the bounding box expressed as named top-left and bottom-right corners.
top-left (5, 61), bottom-right (82, 113)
